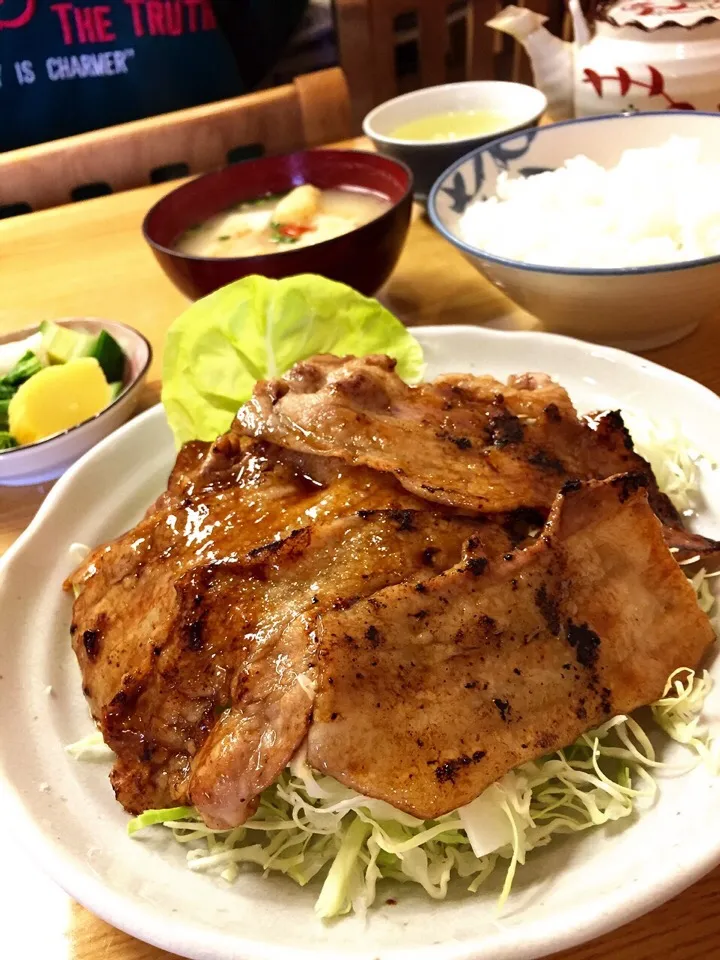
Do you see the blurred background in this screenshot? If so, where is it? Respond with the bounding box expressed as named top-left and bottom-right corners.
top-left (0, 0), bottom-right (562, 216)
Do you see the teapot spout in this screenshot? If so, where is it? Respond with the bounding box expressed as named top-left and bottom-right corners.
top-left (486, 5), bottom-right (575, 121)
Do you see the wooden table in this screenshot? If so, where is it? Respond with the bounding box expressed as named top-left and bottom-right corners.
top-left (2, 146), bottom-right (720, 960)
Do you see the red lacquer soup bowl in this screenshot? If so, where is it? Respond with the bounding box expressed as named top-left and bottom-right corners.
top-left (142, 149), bottom-right (414, 300)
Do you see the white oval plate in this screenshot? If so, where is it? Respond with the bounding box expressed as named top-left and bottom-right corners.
top-left (2, 326), bottom-right (720, 960)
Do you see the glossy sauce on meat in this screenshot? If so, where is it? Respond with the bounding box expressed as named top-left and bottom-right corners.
top-left (69, 435), bottom-right (507, 820)
top-left (67, 355), bottom-right (717, 828)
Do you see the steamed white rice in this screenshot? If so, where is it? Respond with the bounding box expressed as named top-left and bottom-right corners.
top-left (459, 137), bottom-right (720, 269)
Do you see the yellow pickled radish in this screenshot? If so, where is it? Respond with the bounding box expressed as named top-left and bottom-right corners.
top-left (8, 357), bottom-right (111, 444)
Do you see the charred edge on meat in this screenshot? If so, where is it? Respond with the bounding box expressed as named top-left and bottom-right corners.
top-left (436, 431), bottom-right (473, 450)
top-left (435, 751), bottom-right (486, 784)
top-left (82, 629), bottom-right (101, 660)
top-left (421, 483), bottom-right (444, 495)
top-left (560, 478), bottom-right (583, 495)
top-left (493, 698), bottom-right (511, 722)
top-left (535, 582), bottom-right (561, 636)
top-left (464, 556), bottom-right (488, 576)
top-left (246, 527), bottom-right (307, 559)
top-left (609, 471), bottom-right (648, 503)
top-left (387, 509), bottom-right (416, 531)
top-left (544, 402), bottom-right (562, 423)
top-left (487, 410), bottom-right (524, 447)
top-left (356, 508), bottom-right (418, 528)
top-left (185, 610), bottom-right (208, 651)
top-left (502, 507), bottom-right (547, 545)
top-left (331, 595), bottom-right (360, 611)
top-left (566, 620), bottom-right (601, 669)
top-left (528, 450), bottom-right (565, 473)
top-left (601, 410), bottom-right (635, 450)
top-left (535, 732), bottom-right (557, 751)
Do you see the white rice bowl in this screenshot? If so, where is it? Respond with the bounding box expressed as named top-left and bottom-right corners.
top-left (458, 137), bottom-right (720, 269)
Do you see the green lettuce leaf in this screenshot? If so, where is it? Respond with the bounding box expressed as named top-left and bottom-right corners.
top-left (161, 275), bottom-right (425, 446)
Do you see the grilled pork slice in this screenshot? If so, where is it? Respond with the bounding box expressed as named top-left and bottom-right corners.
top-left (67, 439), bottom-right (437, 810)
top-left (307, 474), bottom-right (715, 820)
top-left (146, 439), bottom-right (212, 516)
top-left (185, 512), bottom-right (511, 828)
top-left (69, 432), bottom-right (427, 594)
top-left (69, 434), bottom-right (511, 819)
top-left (235, 355), bottom-right (574, 514)
top-left (235, 355), bottom-right (718, 559)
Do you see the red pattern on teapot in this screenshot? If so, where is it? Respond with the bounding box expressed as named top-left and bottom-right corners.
top-left (583, 65), bottom-right (700, 109)
top-left (612, 0), bottom-right (720, 14)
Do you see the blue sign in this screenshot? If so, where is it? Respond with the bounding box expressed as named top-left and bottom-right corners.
top-left (0, 0), bottom-right (244, 151)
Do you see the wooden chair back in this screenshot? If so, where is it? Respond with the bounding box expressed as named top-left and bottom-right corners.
top-left (336, 0), bottom-right (561, 129)
top-left (0, 67), bottom-right (352, 217)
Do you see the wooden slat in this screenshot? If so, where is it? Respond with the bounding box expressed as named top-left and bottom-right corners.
top-left (367, 0), bottom-right (404, 105)
top-left (335, 0), bottom-right (378, 129)
top-left (468, 0), bottom-right (500, 79)
top-left (416, 0), bottom-right (451, 88)
top-left (337, 0), bottom-right (551, 117)
top-left (294, 68), bottom-right (353, 147)
top-left (0, 68), bottom-right (351, 213)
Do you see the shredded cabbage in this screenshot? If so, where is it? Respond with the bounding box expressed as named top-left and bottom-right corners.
top-left (127, 807), bottom-right (196, 836)
top-left (65, 731), bottom-right (114, 762)
top-left (652, 668), bottom-right (720, 768)
top-left (71, 415), bottom-right (719, 918)
top-left (126, 662), bottom-right (716, 919)
top-left (623, 411), bottom-right (710, 516)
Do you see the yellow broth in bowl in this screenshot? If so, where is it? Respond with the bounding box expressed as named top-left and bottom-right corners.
top-left (176, 185), bottom-right (391, 258)
top-left (392, 110), bottom-right (511, 142)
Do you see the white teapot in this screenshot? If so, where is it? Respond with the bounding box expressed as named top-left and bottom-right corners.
top-left (488, 0), bottom-right (720, 121)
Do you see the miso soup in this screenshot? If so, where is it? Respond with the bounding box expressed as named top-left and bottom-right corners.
top-left (176, 184), bottom-right (391, 258)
